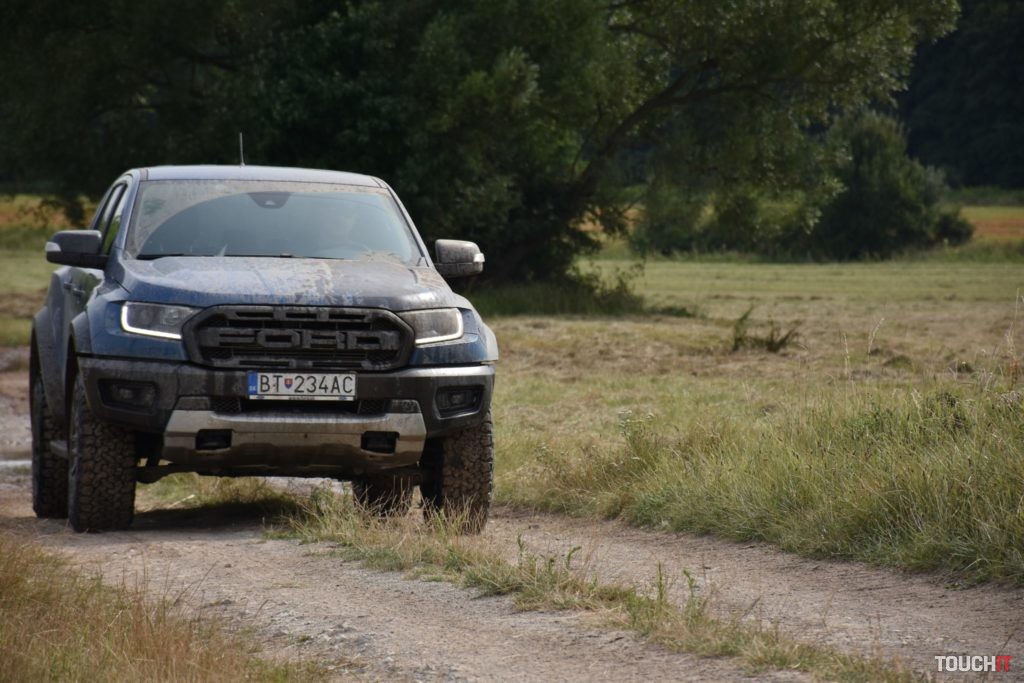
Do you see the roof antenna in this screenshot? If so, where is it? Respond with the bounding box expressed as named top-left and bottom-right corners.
top-left (238, 131), bottom-right (245, 166)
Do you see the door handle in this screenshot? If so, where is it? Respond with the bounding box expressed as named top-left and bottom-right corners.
top-left (62, 282), bottom-right (85, 298)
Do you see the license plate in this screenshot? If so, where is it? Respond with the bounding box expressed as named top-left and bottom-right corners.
top-left (247, 372), bottom-right (356, 401)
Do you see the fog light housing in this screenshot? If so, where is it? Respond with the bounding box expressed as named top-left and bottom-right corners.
top-left (195, 429), bottom-right (232, 451)
top-left (436, 386), bottom-right (482, 417)
top-left (99, 380), bottom-right (157, 411)
top-left (388, 399), bottom-right (420, 414)
top-left (361, 431), bottom-right (398, 454)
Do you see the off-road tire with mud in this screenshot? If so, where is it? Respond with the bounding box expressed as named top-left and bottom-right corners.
top-left (67, 374), bottom-right (137, 532)
top-left (352, 475), bottom-right (414, 516)
top-left (420, 411), bottom-right (494, 533)
top-left (30, 372), bottom-right (68, 518)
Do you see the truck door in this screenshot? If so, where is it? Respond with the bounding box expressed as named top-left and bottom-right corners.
top-left (56, 181), bottom-right (128, 380)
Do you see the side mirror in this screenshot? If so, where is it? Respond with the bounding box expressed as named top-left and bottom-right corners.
top-left (434, 239), bottom-right (484, 278)
top-left (45, 230), bottom-right (107, 269)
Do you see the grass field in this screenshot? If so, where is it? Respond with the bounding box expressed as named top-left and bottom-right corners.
top-left (492, 259), bottom-right (1024, 582)
top-left (0, 532), bottom-right (311, 682)
top-left (0, 194), bottom-right (78, 345)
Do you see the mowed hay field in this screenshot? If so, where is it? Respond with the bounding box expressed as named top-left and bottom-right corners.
top-left (962, 205), bottom-right (1024, 241)
top-left (3, 195), bottom-right (1024, 582)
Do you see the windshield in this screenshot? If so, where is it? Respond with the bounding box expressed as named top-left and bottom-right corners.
top-left (126, 180), bottom-right (422, 264)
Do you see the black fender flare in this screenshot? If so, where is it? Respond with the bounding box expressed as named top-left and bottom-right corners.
top-left (32, 308), bottom-right (64, 425)
top-left (70, 309), bottom-right (93, 357)
top-left (477, 319), bottom-right (499, 363)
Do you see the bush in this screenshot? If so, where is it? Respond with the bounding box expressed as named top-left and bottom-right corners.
top-left (934, 211), bottom-right (974, 244)
top-left (469, 266), bottom-right (644, 317)
top-left (629, 182), bottom-right (705, 255)
top-left (627, 113), bottom-right (975, 261)
top-left (809, 112), bottom-right (972, 259)
top-left (704, 191), bottom-right (763, 252)
top-left (631, 185), bottom-right (792, 256)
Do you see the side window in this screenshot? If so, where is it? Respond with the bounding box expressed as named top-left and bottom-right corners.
top-left (101, 186), bottom-right (129, 254)
top-left (89, 184), bottom-right (120, 231)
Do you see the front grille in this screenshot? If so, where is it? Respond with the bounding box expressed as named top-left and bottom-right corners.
top-left (211, 397), bottom-right (389, 416)
top-left (185, 306), bottom-right (412, 371)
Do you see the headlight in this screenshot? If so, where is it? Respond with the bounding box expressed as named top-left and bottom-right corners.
top-left (399, 308), bottom-right (464, 344)
top-left (120, 302), bottom-right (199, 340)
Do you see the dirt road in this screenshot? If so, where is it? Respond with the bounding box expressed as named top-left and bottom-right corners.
top-left (2, 477), bottom-right (784, 682)
top-left (2, 363), bottom-right (1023, 680)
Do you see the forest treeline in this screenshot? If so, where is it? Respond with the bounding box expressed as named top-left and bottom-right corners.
top-left (0, 1), bottom-right (1018, 277)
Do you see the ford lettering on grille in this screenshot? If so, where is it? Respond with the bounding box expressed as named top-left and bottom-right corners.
top-left (184, 306), bottom-right (412, 371)
top-left (200, 328), bottom-right (402, 351)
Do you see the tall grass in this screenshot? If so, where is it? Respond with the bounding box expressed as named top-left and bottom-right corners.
top-left (140, 472), bottom-right (300, 510)
top-left (498, 383), bottom-right (1024, 583)
top-left (0, 533), bottom-right (310, 682)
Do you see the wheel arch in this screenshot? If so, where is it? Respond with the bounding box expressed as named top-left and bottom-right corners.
top-left (64, 336), bottom-right (80, 424)
top-left (31, 308), bottom-right (64, 426)
top-left (65, 305), bottom-right (98, 413)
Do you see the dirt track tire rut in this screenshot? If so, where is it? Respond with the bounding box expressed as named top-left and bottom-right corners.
top-left (486, 508), bottom-right (1024, 677)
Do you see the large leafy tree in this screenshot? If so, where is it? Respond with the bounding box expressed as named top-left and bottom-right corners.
top-left (0, 1), bottom-right (319, 203)
top-left (0, 1), bottom-right (957, 278)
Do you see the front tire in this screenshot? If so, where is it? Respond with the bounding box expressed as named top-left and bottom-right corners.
top-left (420, 412), bottom-right (494, 533)
top-left (67, 374), bottom-right (137, 532)
top-left (30, 371), bottom-right (67, 518)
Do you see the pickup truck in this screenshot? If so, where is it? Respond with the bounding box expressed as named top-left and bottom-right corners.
top-left (31, 165), bottom-right (497, 532)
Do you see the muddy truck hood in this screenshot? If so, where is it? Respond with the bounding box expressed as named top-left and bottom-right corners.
top-left (116, 256), bottom-right (461, 310)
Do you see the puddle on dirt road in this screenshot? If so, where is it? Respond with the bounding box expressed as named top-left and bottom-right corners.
top-left (0, 459), bottom-right (29, 468)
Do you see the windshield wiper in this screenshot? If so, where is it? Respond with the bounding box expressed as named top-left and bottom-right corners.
top-left (218, 253), bottom-right (286, 258)
top-left (135, 253), bottom-right (191, 260)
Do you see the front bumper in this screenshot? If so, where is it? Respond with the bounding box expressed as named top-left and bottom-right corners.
top-left (78, 357), bottom-right (494, 472)
top-left (162, 409), bottom-right (428, 472)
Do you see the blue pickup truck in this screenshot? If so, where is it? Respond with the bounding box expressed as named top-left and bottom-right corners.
top-left (31, 165), bottom-right (497, 532)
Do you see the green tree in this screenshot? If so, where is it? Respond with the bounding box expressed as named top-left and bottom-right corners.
top-left (0, 1), bottom-right (958, 279)
top-left (0, 0), bottom-right (319, 215)
top-left (808, 111), bottom-right (972, 258)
